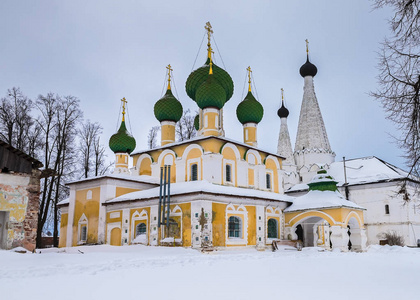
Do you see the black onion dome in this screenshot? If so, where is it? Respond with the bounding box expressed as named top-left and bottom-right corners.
top-left (299, 55), bottom-right (318, 77)
top-left (277, 103), bottom-right (289, 118)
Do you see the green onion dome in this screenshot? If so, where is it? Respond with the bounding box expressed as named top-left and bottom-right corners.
top-left (154, 89), bottom-right (183, 122)
top-left (194, 114), bottom-right (199, 130)
top-left (195, 74), bottom-right (226, 109)
top-left (236, 91), bottom-right (264, 124)
top-left (109, 121), bottom-right (136, 154)
top-left (186, 58), bottom-right (234, 102)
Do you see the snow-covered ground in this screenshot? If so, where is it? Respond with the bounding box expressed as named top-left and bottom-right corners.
top-left (1, 245), bottom-right (419, 300)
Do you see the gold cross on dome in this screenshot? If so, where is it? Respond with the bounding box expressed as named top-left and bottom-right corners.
top-left (247, 66), bottom-right (252, 92)
top-left (121, 97), bottom-right (127, 121)
top-left (305, 39), bottom-right (309, 54)
top-left (281, 88), bottom-right (284, 102)
top-left (166, 64), bottom-right (173, 89)
top-left (205, 22), bottom-right (213, 58)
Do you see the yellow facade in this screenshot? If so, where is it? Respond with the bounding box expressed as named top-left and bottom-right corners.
top-left (212, 202), bottom-right (227, 247)
top-left (72, 187), bottom-right (101, 246)
top-left (59, 213), bottom-right (68, 247)
top-left (284, 207), bottom-right (364, 229)
top-left (243, 124), bottom-right (257, 146)
top-left (161, 122), bottom-right (176, 145)
top-left (202, 109), bottom-right (220, 136)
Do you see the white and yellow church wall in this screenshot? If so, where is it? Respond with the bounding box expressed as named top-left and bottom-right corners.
top-left (132, 138), bottom-right (284, 194)
top-left (284, 207), bottom-right (366, 251)
top-left (337, 181), bottom-right (420, 247)
top-left (101, 192), bottom-right (288, 249)
top-left (59, 178), bottom-right (152, 248)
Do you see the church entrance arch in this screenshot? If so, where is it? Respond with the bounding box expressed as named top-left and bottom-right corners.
top-left (293, 216), bottom-right (331, 249)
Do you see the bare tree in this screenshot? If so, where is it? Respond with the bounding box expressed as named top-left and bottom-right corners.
top-left (372, 0), bottom-right (420, 177)
top-left (176, 109), bottom-right (197, 142)
top-left (78, 120), bottom-right (102, 178)
top-left (35, 93), bottom-right (82, 247)
top-left (0, 87), bottom-right (40, 156)
top-left (148, 126), bottom-right (160, 149)
top-left (93, 135), bottom-right (111, 176)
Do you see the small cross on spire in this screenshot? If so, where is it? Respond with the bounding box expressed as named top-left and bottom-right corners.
top-left (166, 64), bottom-right (173, 90)
top-left (247, 66), bottom-right (252, 92)
top-left (205, 22), bottom-right (213, 59)
top-left (305, 39), bottom-right (309, 55)
top-left (281, 88), bottom-right (284, 103)
top-left (121, 97), bottom-right (127, 121)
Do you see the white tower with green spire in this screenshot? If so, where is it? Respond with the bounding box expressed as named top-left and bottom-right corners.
top-left (294, 40), bottom-right (335, 183)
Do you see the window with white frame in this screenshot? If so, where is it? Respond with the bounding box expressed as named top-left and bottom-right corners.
top-left (78, 213), bottom-right (88, 244)
top-left (228, 216), bottom-right (242, 238)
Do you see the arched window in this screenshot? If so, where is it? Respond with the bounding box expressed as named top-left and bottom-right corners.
top-left (228, 216), bottom-right (241, 238)
top-left (135, 223), bottom-right (147, 237)
top-left (226, 164), bottom-right (232, 182)
top-left (267, 218), bottom-right (278, 239)
top-left (385, 204), bottom-right (390, 215)
top-left (266, 173), bottom-right (271, 189)
top-left (191, 164), bottom-right (198, 181)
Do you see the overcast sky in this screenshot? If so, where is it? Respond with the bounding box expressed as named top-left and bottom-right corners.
top-left (0, 1), bottom-right (404, 169)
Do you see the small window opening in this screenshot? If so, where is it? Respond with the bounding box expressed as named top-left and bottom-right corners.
top-left (191, 163), bottom-right (198, 181)
top-left (385, 204), bottom-right (390, 215)
top-left (226, 164), bottom-right (232, 182)
top-left (80, 226), bottom-right (87, 242)
top-left (266, 173), bottom-right (271, 189)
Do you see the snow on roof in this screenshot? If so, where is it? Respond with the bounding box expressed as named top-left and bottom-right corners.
top-left (66, 174), bottom-right (160, 185)
top-left (131, 135), bottom-right (285, 160)
top-left (330, 156), bottom-right (410, 185)
top-left (106, 180), bottom-right (294, 204)
top-left (288, 156), bottom-right (413, 192)
top-left (284, 190), bottom-right (364, 212)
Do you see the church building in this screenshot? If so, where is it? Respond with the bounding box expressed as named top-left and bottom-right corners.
top-left (58, 23), bottom-right (419, 251)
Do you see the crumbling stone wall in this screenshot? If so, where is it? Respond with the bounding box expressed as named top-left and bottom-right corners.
top-left (0, 169), bottom-right (41, 251)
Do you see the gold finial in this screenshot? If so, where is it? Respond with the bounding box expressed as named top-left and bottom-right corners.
top-left (247, 66), bottom-right (252, 92)
top-left (281, 88), bottom-right (284, 103)
top-left (205, 22), bottom-right (213, 59)
top-left (166, 64), bottom-right (173, 90)
top-left (209, 59), bottom-right (213, 75)
top-left (121, 97), bottom-right (127, 122)
top-left (305, 39), bottom-right (309, 55)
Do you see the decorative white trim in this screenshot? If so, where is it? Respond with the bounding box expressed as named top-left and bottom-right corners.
top-left (135, 153), bottom-right (153, 173)
top-left (86, 190), bottom-right (92, 200)
top-left (157, 150), bottom-right (177, 168)
top-left (223, 159), bottom-right (235, 186)
top-left (266, 206), bottom-right (282, 243)
top-left (77, 213), bottom-right (88, 245)
top-left (187, 158), bottom-right (201, 181)
top-left (286, 210), bottom-right (338, 227)
top-left (131, 209), bottom-right (148, 243)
